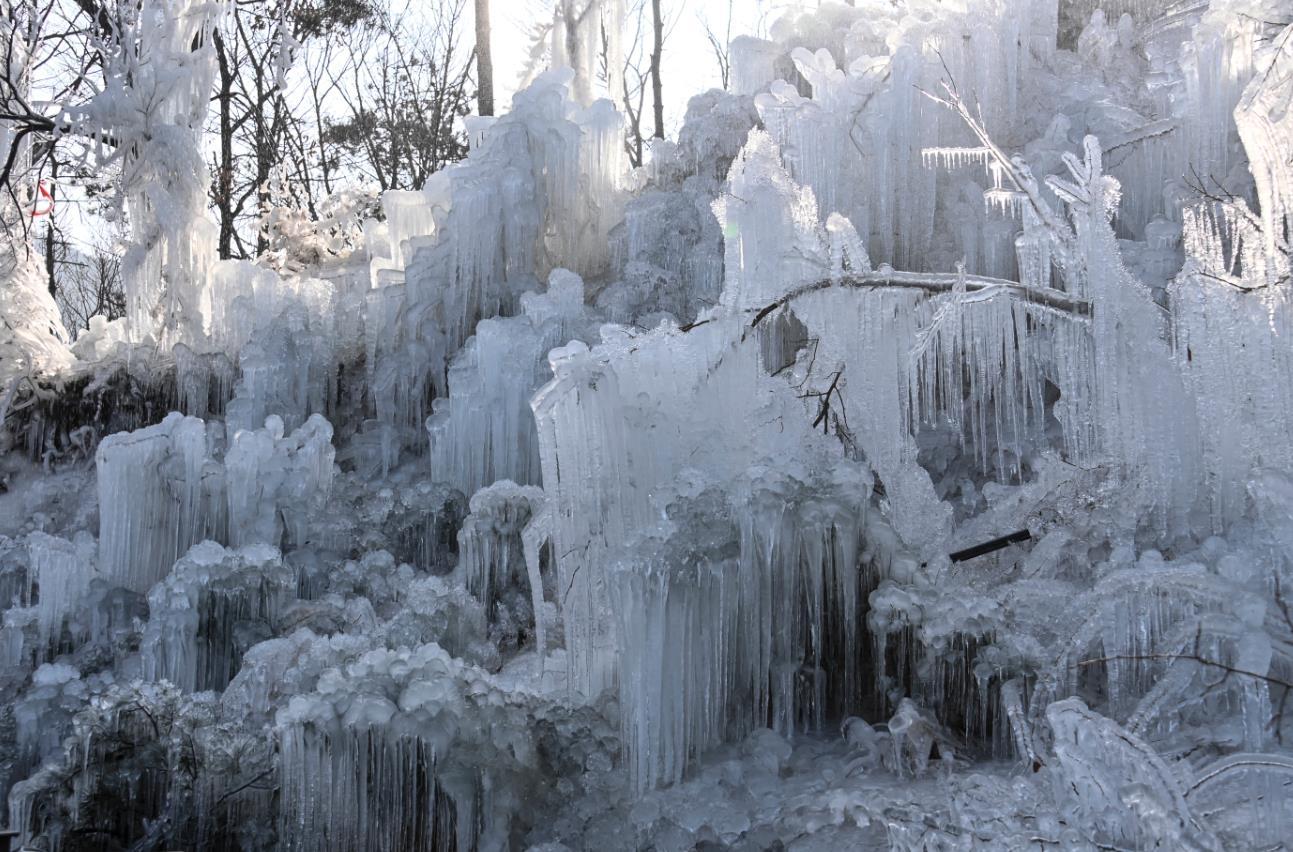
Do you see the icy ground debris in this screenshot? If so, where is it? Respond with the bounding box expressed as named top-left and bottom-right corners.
top-left (4, 0), bottom-right (1293, 849)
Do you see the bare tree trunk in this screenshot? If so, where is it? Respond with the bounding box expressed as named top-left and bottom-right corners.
top-left (44, 155), bottom-right (57, 296)
top-left (213, 30), bottom-right (236, 259)
top-left (44, 220), bottom-right (56, 296)
top-left (650, 0), bottom-right (663, 139)
top-left (475, 0), bottom-right (493, 116)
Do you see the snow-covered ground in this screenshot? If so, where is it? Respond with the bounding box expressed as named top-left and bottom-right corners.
top-left (3, 0), bottom-right (1293, 849)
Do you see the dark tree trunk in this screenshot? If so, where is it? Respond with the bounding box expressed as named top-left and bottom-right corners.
top-left (213, 30), bottom-right (236, 259)
top-left (475, 0), bottom-right (494, 116)
top-left (650, 0), bottom-right (664, 139)
top-left (44, 158), bottom-right (57, 297)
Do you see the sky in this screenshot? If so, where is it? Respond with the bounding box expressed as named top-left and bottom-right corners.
top-left (489, 0), bottom-right (802, 135)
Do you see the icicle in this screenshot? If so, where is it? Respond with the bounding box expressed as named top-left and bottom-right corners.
top-left (140, 542), bottom-right (292, 692)
top-left (96, 413), bottom-right (212, 592)
top-left (26, 532), bottom-right (95, 659)
top-left (366, 71), bottom-right (624, 446)
top-left (427, 270), bottom-right (595, 497)
top-left (921, 147), bottom-right (994, 170)
top-left (225, 414), bottom-right (335, 550)
top-left (457, 481), bottom-right (544, 620)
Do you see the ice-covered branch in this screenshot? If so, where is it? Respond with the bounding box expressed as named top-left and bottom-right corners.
top-left (918, 79), bottom-right (1077, 270)
top-left (749, 269), bottom-right (1092, 330)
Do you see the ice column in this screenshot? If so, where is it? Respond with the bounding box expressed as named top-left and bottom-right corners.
top-left (225, 414), bottom-right (335, 550)
top-left (457, 482), bottom-right (545, 619)
top-left (427, 269), bottom-right (593, 497)
top-left (612, 481), bottom-right (880, 793)
top-left (366, 71), bottom-right (624, 444)
top-left (140, 541), bottom-right (292, 692)
top-left (96, 413), bottom-right (213, 592)
top-left (26, 532), bottom-right (95, 659)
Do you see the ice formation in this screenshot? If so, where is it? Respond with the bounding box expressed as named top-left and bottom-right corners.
top-left (5, 0), bottom-right (1293, 849)
top-left (95, 412), bottom-right (333, 592)
top-left (140, 542), bottom-right (293, 693)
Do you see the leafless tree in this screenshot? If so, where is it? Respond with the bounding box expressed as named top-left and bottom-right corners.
top-left (207, 0), bottom-right (378, 259)
top-left (610, 0), bottom-right (649, 166)
top-left (0, 0), bottom-right (107, 242)
top-left (699, 0), bottom-right (733, 91)
top-left (322, 0), bottom-right (473, 192)
top-left (56, 246), bottom-right (124, 335)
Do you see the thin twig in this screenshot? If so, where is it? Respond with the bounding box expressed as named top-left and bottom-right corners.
top-left (1076, 653), bottom-right (1293, 691)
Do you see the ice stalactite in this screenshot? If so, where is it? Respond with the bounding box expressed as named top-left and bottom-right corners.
top-left (275, 643), bottom-right (554, 852)
top-left (600, 90), bottom-right (759, 324)
top-left (612, 479), bottom-right (889, 793)
top-left (8, 1), bottom-right (1293, 847)
top-left (98, 412), bottom-right (333, 593)
top-left (375, 481), bottom-right (467, 574)
top-left (711, 130), bottom-right (824, 312)
top-left (206, 267), bottom-right (338, 435)
top-left (907, 278), bottom-right (1051, 479)
top-left (531, 298), bottom-right (899, 702)
top-left (96, 412), bottom-right (215, 592)
top-left (13, 663), bottom-right (86, 771)
top-left (1172, 21), bottom-right (1293, 529)
top-left (140, 542), bottom-right (293, 692)
top-left (226, 414), bottom-right (335, 549)
top-left (533, 317), bottom-right (770, 698)
top-left (173, 343), bottom-right (236, 421)
top-left (1058, 138), bottom-right (1201, 533)
top-left (26, 532), bottom-right (95, 660)
top-left (427, 269), bottom-right (596, 498)
top-left (746, 0), bottom-right (1054, 273)
top-left (458, 481), bottom-right (545, 623)
top-left (366, 71), bottom-right (624, 446)
top-left (713, 132), bottom-right (951, 552)
top-left (277, 724), bottom-right (453, 852)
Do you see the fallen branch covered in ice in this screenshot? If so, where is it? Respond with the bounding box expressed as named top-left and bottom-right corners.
top-left (749, 270), bottom-right (1092, 330)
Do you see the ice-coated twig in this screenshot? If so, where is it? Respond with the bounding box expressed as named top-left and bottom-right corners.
top-left (1075, 653), bottom-right (1293, 692)
top-left (917, 79), bottom-right (1077, 272)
